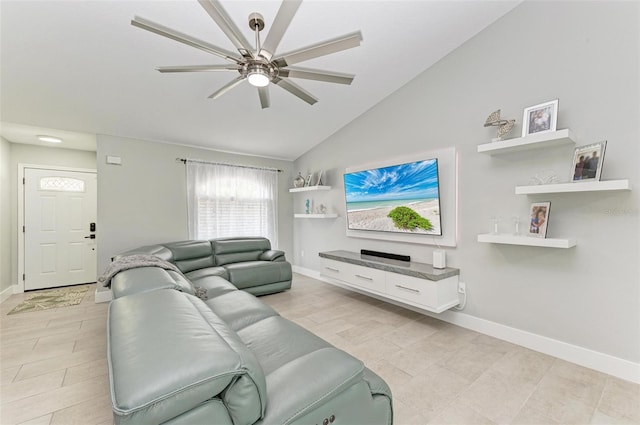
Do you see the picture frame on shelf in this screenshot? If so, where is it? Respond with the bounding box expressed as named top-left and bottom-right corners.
top-left (528, 202), bottom-right (551, 238)
top-left (522, 99), bottom-right (558, 137)
top-left (316, 170), bottom-right (324, 186)
top-left (304, 173), bottom-right (313, 187)
top-left (571, 141), bottom-right (607, 182)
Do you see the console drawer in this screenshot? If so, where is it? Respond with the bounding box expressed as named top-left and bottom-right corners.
top-left (345, 266), bottom-right (385, 293)
top-left (386, 273), bottom-right (439, 309)
top-left (321, 258), bottom-right (349, 280)
top-left (321, 259), bottom-right (385, 293)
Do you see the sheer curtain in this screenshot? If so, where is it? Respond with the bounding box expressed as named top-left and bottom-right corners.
top-left (186, 161), bottom-right (278, 247)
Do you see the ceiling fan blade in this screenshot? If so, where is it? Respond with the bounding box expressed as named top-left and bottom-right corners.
top-left (156, 65), bottom-right (241, 73)
top-left (273, 77), bottom-right (317, 105)
top-left (259, 0), bottom-right (302, 61)
top-left (198, 0), bottom-right (254, 58)
top-left (131, 16), bottom-right (242, 64)
top-left (278, 67), bottom-right (355, 85)
top-left (258, 86), bottom-right (270, 109)
top-left (273, 31), bottom-right (363, 67)
top-left (208, 76), bottom-right (245, 99)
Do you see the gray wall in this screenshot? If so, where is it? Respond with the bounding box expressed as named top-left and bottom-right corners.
top-left (0, 138), bottom-right (11, 294)
top-left (7, 143), bottom-right (97, 290)
top-left (293, 1), bottom-right (639, 363)
top-left (96, 135), bottom-right (294, 281)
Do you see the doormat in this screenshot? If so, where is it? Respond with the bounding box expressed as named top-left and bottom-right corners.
top-left (7, 285), bottom-right (90, 315)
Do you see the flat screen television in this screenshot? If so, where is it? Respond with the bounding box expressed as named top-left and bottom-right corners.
top-left (343, 158), bottom-right (442, 235)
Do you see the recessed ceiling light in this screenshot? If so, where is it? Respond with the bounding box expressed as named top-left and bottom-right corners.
top-left (37, 135), bottom-right (62, 143)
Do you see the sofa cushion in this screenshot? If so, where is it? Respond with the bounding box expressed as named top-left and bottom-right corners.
top-left (110, 267), bottom-right (194, 299)
top-left (165, 241), bottom-right (215, 273)
top-left (108, 290), bottom-right (266, 425)
top-left (225, 261), bottom-right (292, 290)
top-left (238, 316), bottom-right (331, 374)
top-left (189, 275), bottom-right (237, 299)
top-left (212, 237), bottom-right (272, 266)
top-left (163, 398), bottom-right (233, 425)
top-left (185, 266), bottom-right (229, 281)
top-left (206, 290), bottom-right (279, 332)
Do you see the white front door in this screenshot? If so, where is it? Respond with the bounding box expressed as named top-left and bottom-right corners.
top-left (24, 168), bottom-right (97, 290)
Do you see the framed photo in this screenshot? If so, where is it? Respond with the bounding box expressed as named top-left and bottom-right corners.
top-left (316, 170), bottom-right (323, 186)
top-left (528, 202), bottom-right (551, 238)
top-left (522, 99), bottom-right (558, 137)
top-left (304, 173), bottom-right (313, 187)
top-left (571, 141), bottom-right (607, 182)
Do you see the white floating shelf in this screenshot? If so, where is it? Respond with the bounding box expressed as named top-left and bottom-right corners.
top-left (289, 185), bottom-right (332, 193)
top-left (478, 233), bottom-right (577, 248)
top-left (478, 129), bottom-right (575, 155)
top-left (294, 214), bottom-right (338, 219)
top-left (515, 179), bottom-right (631, 195)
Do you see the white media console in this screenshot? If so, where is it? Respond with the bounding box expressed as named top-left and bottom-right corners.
top-left (319, 251), bottom-right (460, 313)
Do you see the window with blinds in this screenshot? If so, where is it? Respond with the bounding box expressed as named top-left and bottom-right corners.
top-left (186, 162), bottom-right (278, 247)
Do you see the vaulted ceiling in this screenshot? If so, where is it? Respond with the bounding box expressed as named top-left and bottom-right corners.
top-left (0, 1), bottom-right (520, 160)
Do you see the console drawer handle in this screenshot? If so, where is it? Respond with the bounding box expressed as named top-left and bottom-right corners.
top-left (355, 274), bottom-right (373, 281)
top-left (395, 284), bottom-right (420, 293)
top-left (325, 267), bottom-right (340, 272)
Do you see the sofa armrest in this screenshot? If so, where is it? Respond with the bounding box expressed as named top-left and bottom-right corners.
top-left (259, 250), bottom-right (285, 262)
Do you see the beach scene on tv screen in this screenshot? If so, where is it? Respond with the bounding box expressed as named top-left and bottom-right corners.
top-left (344, 159), bottom-right (442, 235)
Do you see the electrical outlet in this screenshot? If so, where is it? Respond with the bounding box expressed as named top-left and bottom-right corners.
top-left (301, 250), bottom-right (305, 257)
top-left (458, 281), bottom-right (466, 294)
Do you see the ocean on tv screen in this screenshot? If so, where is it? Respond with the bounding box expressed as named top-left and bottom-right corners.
top-left (344, 158), bottom-right (442, 235)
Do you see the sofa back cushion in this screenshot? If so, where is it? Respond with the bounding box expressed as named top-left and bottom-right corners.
top-left (212, 237), bottom-right (271, 266)
top-left (110, 267), bottom-right (194, 299)
top-left (108, 289), bottom-right (266, 425)
top-left (164, 240), bottom-right (215, 273)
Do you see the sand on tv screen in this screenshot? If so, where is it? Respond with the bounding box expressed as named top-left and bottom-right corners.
top-left (343, 158), bottom-right (442, 235)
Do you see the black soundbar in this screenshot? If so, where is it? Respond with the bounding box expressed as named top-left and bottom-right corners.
top-left (361, 249), bottom-right (410, 262)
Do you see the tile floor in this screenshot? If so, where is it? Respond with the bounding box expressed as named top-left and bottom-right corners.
top-left (1, 276), bottom-right (638, 424)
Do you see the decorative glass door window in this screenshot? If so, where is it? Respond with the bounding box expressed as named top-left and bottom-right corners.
top-left (39, 177), bottom-right (86, 192)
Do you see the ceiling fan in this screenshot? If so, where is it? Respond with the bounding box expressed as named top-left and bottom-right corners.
top-left (131, 0), bottom-right (363, 109)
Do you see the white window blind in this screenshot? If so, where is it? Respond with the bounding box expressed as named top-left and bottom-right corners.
top-left (186, 161), bottom-right (278, 247)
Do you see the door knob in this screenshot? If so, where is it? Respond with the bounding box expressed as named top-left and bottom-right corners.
top-left (84, 235), bottom-right (96, 239)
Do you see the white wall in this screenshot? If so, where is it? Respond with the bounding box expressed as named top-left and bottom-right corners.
top-left (0, 137), bottom-right (11, 297)
top-left (96, 135), bottom-right (294, 284)
top-left (7, 143), bottom-right (97, 291)
top-left (293, 1), bottom-right (639, 366)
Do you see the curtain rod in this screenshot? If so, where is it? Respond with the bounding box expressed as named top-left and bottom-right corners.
top-left (176, 157), bottom-right (282, 173)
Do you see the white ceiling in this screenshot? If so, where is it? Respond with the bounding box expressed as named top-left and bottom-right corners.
top-left (0, 0), bottom-right (520, 160)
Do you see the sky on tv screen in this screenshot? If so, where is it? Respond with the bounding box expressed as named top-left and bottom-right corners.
top-left (344, 159), bottom-right (439, 203)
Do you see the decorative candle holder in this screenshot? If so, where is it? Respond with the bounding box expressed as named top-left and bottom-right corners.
top-left (490, 216), bottom-right (502, 234)
top-left (512, 216), bottom-right (522, 236)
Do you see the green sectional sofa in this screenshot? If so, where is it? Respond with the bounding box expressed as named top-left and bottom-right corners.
top-left (106, 238), bottom-right (394, 425)
top-left (113, 237), bottom-right (292, 296)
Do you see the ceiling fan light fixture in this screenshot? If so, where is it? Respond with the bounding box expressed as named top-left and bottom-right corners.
top-left (247, 68), bottom-right (270, 87)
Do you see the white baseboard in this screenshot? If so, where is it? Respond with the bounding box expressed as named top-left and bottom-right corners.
top-left (0, 285), bottom-right (14, 304)
top-left (94, 288), bottom-right (112, 304)
top-left (292, 265), bottom-right (640, 384)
